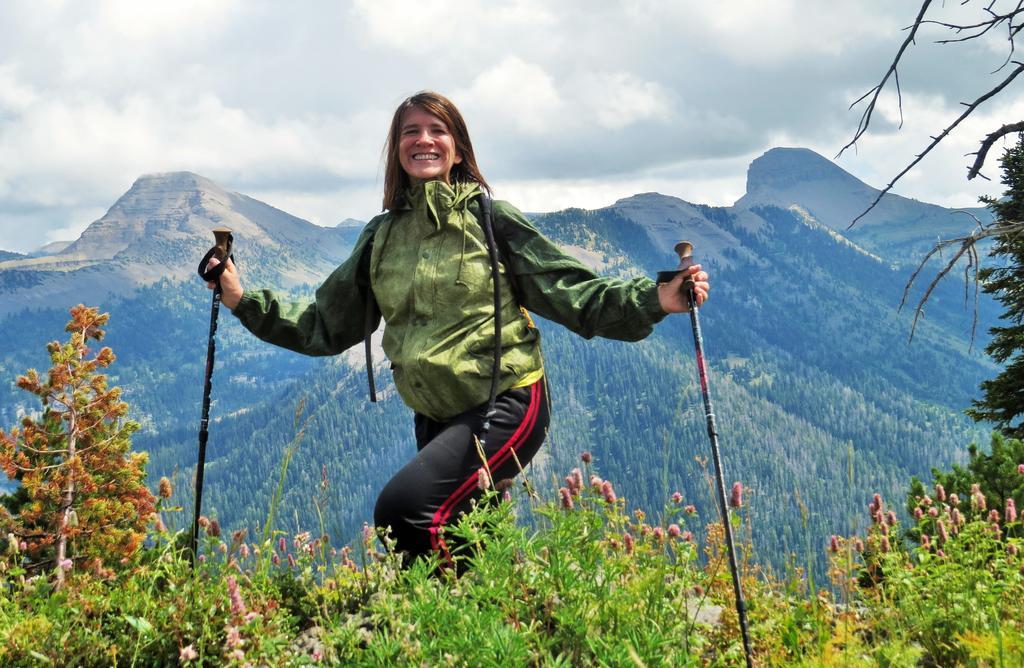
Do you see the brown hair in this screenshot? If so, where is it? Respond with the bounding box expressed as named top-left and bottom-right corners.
top-left (381, 91), bottom-right (490, 211)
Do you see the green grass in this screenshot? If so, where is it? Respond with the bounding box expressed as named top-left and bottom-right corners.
top-left (1, 462), bottom-right (1022, 666)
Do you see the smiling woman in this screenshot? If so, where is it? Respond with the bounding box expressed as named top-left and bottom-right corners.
top-left (207, 90), bottom-right (710, 569)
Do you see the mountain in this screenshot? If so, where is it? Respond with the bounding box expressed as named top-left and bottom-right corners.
top-left (0, 154), bottom-right (1000, 577)
top-left (737, 148), bottom-right (994, 261)
top-left (0, 250), bottom-right (24, 262)
top-left (0, 172), bottom-right (355, 317)
top-left (29, 241), bottom-right (73, 257)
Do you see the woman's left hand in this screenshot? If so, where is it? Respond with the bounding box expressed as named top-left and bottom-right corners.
top-left (658, 264), bottom-right (710, 314)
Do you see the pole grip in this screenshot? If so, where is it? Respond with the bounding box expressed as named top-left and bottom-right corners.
top-left (198, 227), bottom-right (234, 283)
top-left (656, 239), bottom-right (697, 288)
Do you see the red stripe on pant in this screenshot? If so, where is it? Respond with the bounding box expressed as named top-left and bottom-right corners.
top-left (428, 381), bottom-right (542, 563)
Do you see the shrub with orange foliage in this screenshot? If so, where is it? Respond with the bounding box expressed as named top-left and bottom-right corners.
top-left (0, 305), bottom-right (155, 587)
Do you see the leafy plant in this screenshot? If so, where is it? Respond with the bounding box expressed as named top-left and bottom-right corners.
top-left (0, 305), bottom-right (155, 587)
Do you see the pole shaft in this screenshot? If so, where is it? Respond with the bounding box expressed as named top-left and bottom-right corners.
top-left (687, 287), bottom-right (754, 667)
top-left (190, 287), bottom-right (221, 565)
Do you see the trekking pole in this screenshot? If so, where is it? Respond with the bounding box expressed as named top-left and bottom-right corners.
top-left (191, 227), bottom-right (234, 566)
top-left (662, 241), bottom-right (754, 667)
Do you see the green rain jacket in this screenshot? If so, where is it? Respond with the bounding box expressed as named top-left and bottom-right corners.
top-left (232, 180), bottom-right (667, 421)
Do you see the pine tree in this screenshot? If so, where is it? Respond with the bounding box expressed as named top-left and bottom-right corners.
top-left (967, 135), bottom-right (1024, 435)
top-left (0, 305), bottom-right (155, 587)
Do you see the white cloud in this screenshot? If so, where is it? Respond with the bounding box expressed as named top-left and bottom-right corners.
top-left (1, 1), bottom-right (1022, 253)
top-left (574, 72), bottom-right (675, 130)
top-left (458, 56), bottom-right (564, 135)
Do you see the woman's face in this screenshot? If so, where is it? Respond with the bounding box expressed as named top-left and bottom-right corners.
top-left (398, 106), bottom-right (462, 184)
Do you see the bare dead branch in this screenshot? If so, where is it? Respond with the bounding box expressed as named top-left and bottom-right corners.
top-left (901, 213), bottom-right (1024, 343)
top-left (849, 61), bottom-right (1024, 229)
top-left (836, 0), bottom-right (933, 160)
top-left (968, 121), bottom-right (1024, 179)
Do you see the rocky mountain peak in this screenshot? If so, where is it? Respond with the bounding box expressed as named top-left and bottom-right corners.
top-left (0, 172), bottom-right (356, 316)
top-left (744, 148), bottom-right (864, 197)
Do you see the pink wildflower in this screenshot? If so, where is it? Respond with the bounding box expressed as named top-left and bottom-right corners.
top-left (158, 476), bottom-right (173, 499)
top-left (154, 516), bottom-right (166, 533)
top-left (225, 625), bottom-right (243, 649)
top-left (362, 523), bottom-right (374, 545)
top-left (729, 482), bottom-right (743, 508)
top-left (921, 534), bottom-right (931, 549)
top-left (1019, 463), bottom-right (1024, 475)
top-left (227, 576), bottom-right (247, 619)
top-left (198, 516), bottom-right (210, 529)
top-left (287, 554), bottom-right (296, 568)
top-left (668, 524), bottom-right (682, 538)
top-left (239, 544), bottom-right (250, 559)
top-left (937, 549), bottom-right (946, 558)
top-left (652, 527), bottom-right (665, 541)
top-left (477, 468), bottom-right (490, 491)
top-left (179, 645), bottom-right (198, 662)
top-left (935, 484), bottom-right (946, 502)
top-left (570, 468), bottom-right (584, 493)
top-left (829, 535), bottom-right (840, 553)
top-left (881, 536), bottom-right (890, 553)
top-left (684, 504), bottom-right (697, 515)
top-left (559, 487), bottom-right (574, 510)
top-left (279, 537), bottom-right (287, 553)
top-left (19, 540), bottom-right (26, 551)
top-left (949, 493), bottom-right (960, 506)
top-left (671, 492), bottom-right (683, 504)
top-left (922, 495), bottom-right (933, 507)
top-left (609, 538), bottom-right (620, 550)
top-left (951, 507), bottom-right (964, 527)
top-left (590, 475), bottom-right (603, 491)
top-left (1008, 543), bottom-right (1019, 556)
top-left (927, 507), bottom-right (938, 518)
top-left (971, 485), bottom-right (986, 512)
top-left (198, 554), bottom-right (206, 564)
top-left (913, 507), bottom-right (924, 520)
top-left (601, 480), bottom-right (617, 504)
top-left (59, 558), bottom-right (72, 571)
top-left (623, 532), bottom-right (634, 554)
top-left (937, 519), bottom-right (949, 545)
top-left (853, 538), bottom-right (864, 553)
top-left (272, 553), bottom-right (280, 566)
top-left (208, 519), bottom-right (221, 537)
top-left (870, 493), bottom-right (883, 515)
top-left (1006, 498), bottom-right (1018, 523)
top-left (988, 509), bottom-right (1001, 523)
top-left (886, 511), bottom-right (898, 526)
top-left (581, 451), bottom-right (592, 464)
top-left (682, 531), bottom-right (694, 542)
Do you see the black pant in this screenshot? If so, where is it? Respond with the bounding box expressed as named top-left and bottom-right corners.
top-left (373, 378), bottom-right (549, 565)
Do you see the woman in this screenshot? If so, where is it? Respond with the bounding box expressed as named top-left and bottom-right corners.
top-left (209, 91), bottom-right (709, 567)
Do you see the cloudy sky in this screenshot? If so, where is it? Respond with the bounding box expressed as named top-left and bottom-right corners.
top-left (2, 0), bottom-right (1023, 253)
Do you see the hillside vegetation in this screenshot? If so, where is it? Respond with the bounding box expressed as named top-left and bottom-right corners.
top-left (2, 449), bottom-right (1022, 666)
top-left (0, 309), bottom-right (1022, 666)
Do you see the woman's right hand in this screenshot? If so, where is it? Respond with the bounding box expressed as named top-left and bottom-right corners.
top-left (205, 257), bottom-right (244, 310)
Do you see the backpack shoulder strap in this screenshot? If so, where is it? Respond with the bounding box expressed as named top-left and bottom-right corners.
top-left (478, 193), bottom-right (522, 305)
top-left (362, 229), bottom-right (379, 402)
